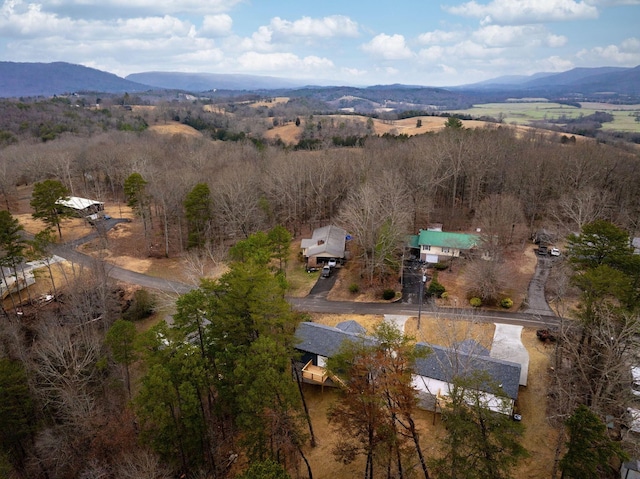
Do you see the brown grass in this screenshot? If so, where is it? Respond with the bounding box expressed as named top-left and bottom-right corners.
top-left (147, 122), bottom-right (203, 138)
top-left (262, 115), bottom-right (494, 145)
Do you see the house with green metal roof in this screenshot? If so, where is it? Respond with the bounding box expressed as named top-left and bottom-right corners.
top-left (409, 229), bottom-right (480, 263)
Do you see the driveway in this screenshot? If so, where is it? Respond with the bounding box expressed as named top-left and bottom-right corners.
top-left (523, 255), bottom-right (555, 316)
top-left (308, 267), bottom-right (340, 298)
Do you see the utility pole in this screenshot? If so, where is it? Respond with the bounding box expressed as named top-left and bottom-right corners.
top-left (417, 272), bottom-right (427, 330)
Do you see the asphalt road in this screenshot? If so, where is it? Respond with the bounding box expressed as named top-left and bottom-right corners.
top-left (46, 225), bottom-right (561, 329)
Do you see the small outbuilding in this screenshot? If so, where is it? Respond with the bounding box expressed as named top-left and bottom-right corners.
top-left (300, 225), bottom-right (347, 267)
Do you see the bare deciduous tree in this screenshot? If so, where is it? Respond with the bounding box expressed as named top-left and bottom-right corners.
top-left (337, 172), bottom-right (411, 284)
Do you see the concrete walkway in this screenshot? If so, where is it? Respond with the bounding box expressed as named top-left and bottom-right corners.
top-left (490, 323), bottom-right (529, 386)
top-left (383, 314), bottom-right (411, 333)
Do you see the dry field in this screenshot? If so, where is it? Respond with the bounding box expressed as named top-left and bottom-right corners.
top-left (261, 115), bottom-right (492, 145)
top-left (147, 122), bottom-right (203, 138)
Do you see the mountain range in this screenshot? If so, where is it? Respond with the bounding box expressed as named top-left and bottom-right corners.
top-left (0, 61), bottom-right (638, 105)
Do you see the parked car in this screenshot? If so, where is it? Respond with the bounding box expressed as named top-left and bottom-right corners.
top-left (550, 247), bottom-right (561, 256)
top-left (321, 266), bottom-right (331, 278)
top-left (537, 245), bottom-right (548, 256)
top-left (328, 258), bottom-right (337, 268)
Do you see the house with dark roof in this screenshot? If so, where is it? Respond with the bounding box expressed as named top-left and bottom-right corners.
top-left (294, 321), bottom-right (521, 415)
top-left (300, 225), bottom-right (347, 267)
top-left (412, 342), bottom-right (521, 415)
top-left (294, 321), bottom-right (371, 388)
top-left (408, 229), bottom-right (480, 264)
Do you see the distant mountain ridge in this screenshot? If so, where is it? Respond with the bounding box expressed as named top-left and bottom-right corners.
top-left (125, 71), bottom-right (312, 91)
top-left (0, 61), bottom-right (638, 102)
top-left (0, 61), bottom-right (151, 97)
top-left (462, 65), bottom-right (639, 96)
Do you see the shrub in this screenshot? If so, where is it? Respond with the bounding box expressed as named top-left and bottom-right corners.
top-left (382, 289), bottom-right (396, 300)
top-left (500, 297), bottom-right (514, 309)
top-left (427, 280), bottom-right (446, 298)
top-left (349, 283), bottom-right (360, 294)
top-left (124, 289), bottom-right (155, 321)
top-left (441, 291), bottom-right (449, 300)
top-left (470, 297), bottom-right (482, 307)
top-left (434, 262), bottom-right (449, 271)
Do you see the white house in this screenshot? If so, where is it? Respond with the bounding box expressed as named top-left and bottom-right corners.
top-left (408, 229), bottom-right (480, 264)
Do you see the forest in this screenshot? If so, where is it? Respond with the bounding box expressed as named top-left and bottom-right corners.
top-left (1, 96), bottom-right (640, 479)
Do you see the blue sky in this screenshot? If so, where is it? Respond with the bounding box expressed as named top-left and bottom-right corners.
top-left (0, 0), bottom-right (639, 86)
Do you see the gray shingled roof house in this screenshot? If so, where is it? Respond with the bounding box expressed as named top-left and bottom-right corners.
top-left (294, 321), bottom-right (521, 415)
top-left (413, 342), bottom-right (521, 415)
top-left (300, 225), bottom-right (347, 267)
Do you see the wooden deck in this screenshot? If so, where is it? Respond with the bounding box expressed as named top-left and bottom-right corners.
top-left (301, 360), bottom-right (329, 384)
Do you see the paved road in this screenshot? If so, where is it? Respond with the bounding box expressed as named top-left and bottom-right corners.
top-left (50, 241), bottom-right (193, 295)
top-left (46, 225), bottom-right (561, 329)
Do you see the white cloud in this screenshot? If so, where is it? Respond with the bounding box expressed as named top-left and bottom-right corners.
top-left (445, 0), bottom-right (599, 24)
top-left (270, 15), bottom-right (359, 39)
top-left (361, 33), bottom-right (413, 60)
top-left (577, 37), bottom-right (640, 64)
top-left (116, 15), bottom-right (192, 37)
top-left (234, 26), bottom-right (273, 52)
top-left (417, 29), bottom-right (460, 45)
top-left (418, 45), bottom-right (445, 62)
top-left (472, 24), bottom-right (566, 48)
top-left (0, 0), bottom-right (74, 36)
top-left (44, 0), bottom-right (243, 14)
top-left (535, 55), bottom-right (575, 71)
top-left (342, 67), bottom-right (367, 77)
top-left (200, 14), bottom-right (232, 37)
top-left (584, 0), bottom-right (640, 4)
top-left (236, 51), bottom-right (333, 74)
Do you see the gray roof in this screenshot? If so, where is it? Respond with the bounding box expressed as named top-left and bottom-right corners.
top-left (295, 322), bottom-right (520, 401)
top-left (414, 342), bottom-right (521, 400)
top-left (294, 322), bottom-right (370, 358)
top-left (336, 320), bottom-right (367, 335)
top-left (455, 339), bottom-right (489, 356)
top-left (301, 225), bottom-right (347, 259)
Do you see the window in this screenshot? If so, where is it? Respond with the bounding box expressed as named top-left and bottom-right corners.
top-left (442, 247), bottom-right (450, 254)
top-left (423, 245), bottom-right (431, 251)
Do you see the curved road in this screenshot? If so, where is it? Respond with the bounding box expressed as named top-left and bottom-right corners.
top-left (48, 228), bottom-right (561, 329)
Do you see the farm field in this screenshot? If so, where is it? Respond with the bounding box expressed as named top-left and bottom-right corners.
top-left (447, 101), bottom-right (640, 132)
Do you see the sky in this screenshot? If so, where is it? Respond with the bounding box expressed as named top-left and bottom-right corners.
top-left (0, 0), bottom-right (639, 86)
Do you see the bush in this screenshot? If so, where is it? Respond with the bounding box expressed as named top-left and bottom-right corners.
top-left (440, 291), bottom-right (449, 300)
top-left (500, 297), bottom-right (513, 309)
top-left (382, 289), bottom-right (396, 300)
top-left (124, 289), bottom-right (155, 321)
top-left (470, 297), bottom-right (482, 307)
top-left (349, 283), bottom-right (360, 294)
top-left (427, 280), bottom-right (446, 298)
top-left (434, 262), bottom-right (449, 271)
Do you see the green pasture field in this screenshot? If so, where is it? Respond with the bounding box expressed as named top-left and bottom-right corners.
top-left (448, 101), bottom-right (640, 132)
